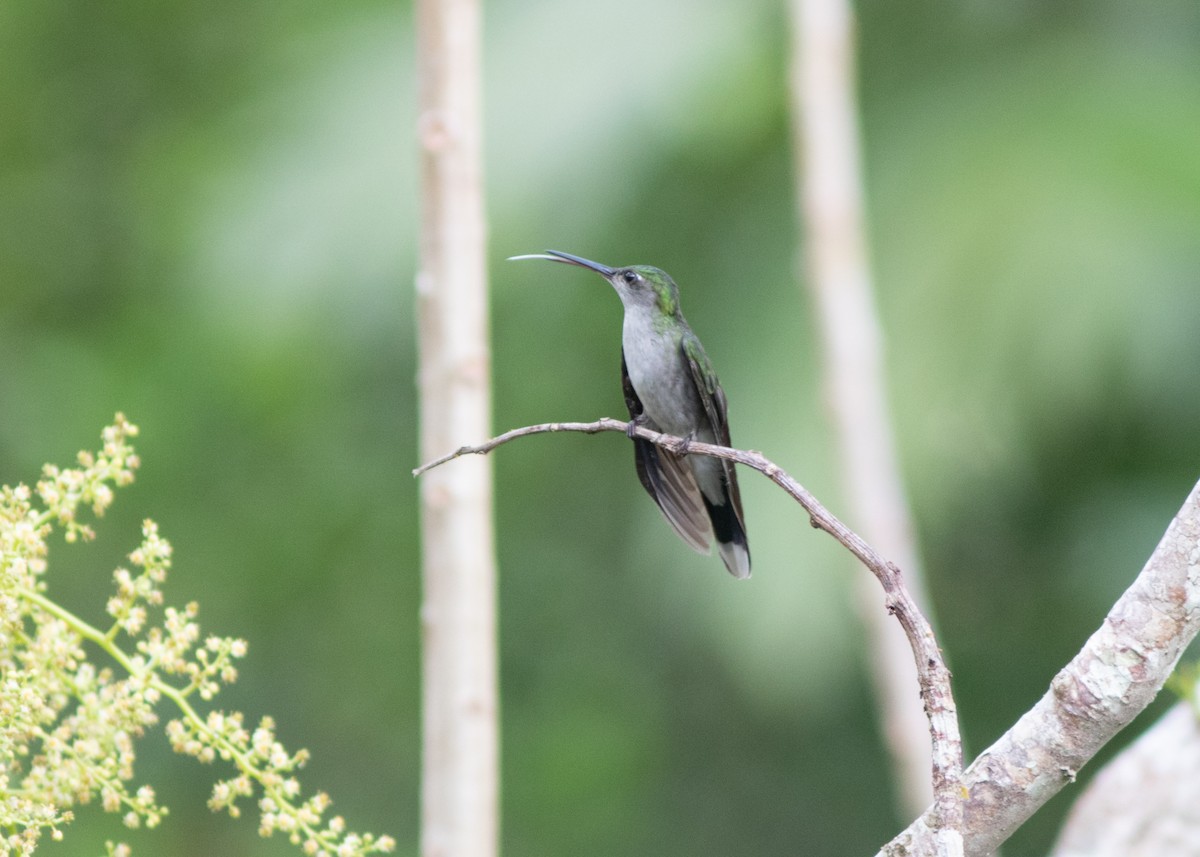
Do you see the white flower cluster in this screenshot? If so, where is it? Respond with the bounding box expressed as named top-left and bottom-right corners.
top-left (0, 416), bottom-right (395, 857)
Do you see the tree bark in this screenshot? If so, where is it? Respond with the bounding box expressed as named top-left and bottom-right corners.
top-left (1050, 699), bottom-right (1200, 857)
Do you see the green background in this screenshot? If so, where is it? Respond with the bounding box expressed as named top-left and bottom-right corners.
top-left (2, 1), bottom-right (1199, 854)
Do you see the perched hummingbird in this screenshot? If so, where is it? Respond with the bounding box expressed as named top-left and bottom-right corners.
top-left (509, 250), bottom-right (751, 579)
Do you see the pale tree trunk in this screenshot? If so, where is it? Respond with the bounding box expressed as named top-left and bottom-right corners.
top-left (416, 0), bottom-right (498, 854)
top-left (788, 0), bottom-right (938, 821)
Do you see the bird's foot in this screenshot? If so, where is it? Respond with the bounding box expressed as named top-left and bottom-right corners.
top-left (670, 431), bottom-right (697, 456)
top-left (625, 415), bottom-right (648, 439)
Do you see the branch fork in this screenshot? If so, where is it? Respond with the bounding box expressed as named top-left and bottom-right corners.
top-left (418, 424), bottom-right (1200, 855)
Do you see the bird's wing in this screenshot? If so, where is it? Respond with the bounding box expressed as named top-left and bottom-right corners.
top-left (622, 350), bottom-right (712, 553)
top-left (680, 333), bottom-right (748, 536)
top-left (680, 332), bottom-right (730, 445)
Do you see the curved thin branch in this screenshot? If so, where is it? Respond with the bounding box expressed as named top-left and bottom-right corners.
top-left (414, 417), bottom-right (964, 834)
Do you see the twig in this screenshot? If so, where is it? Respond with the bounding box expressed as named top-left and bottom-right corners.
top-left (412, 419), bottom-right (625, 476)
top-left (414, 417), bottom-right (964, 835)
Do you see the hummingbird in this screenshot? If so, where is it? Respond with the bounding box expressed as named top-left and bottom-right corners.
top-left (509, 250), bottom-right (750, 579)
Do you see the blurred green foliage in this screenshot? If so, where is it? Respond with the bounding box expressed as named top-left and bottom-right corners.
top-left (1, 0), bottom-right (1198, 855)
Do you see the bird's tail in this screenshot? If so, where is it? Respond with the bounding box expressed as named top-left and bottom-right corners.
top-left (717, 534), bottom-right (751, 579)
top-left (705, 492), bottom-right (751, 579)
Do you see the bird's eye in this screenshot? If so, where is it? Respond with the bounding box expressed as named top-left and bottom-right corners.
top-left (622, 270), bottom-right (639, 285)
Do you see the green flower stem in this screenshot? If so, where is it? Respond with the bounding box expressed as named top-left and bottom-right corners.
top-left (19, 588), bottom-right (135, 674)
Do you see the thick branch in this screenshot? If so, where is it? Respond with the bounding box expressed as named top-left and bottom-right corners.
top-left (880, 478), bottom-right (1200, 857)
top-left (415, 417), bottom-right (963, 832)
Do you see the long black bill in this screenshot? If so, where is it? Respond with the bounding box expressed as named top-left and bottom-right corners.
top-left (507, 250), bottom-right (615, 277)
